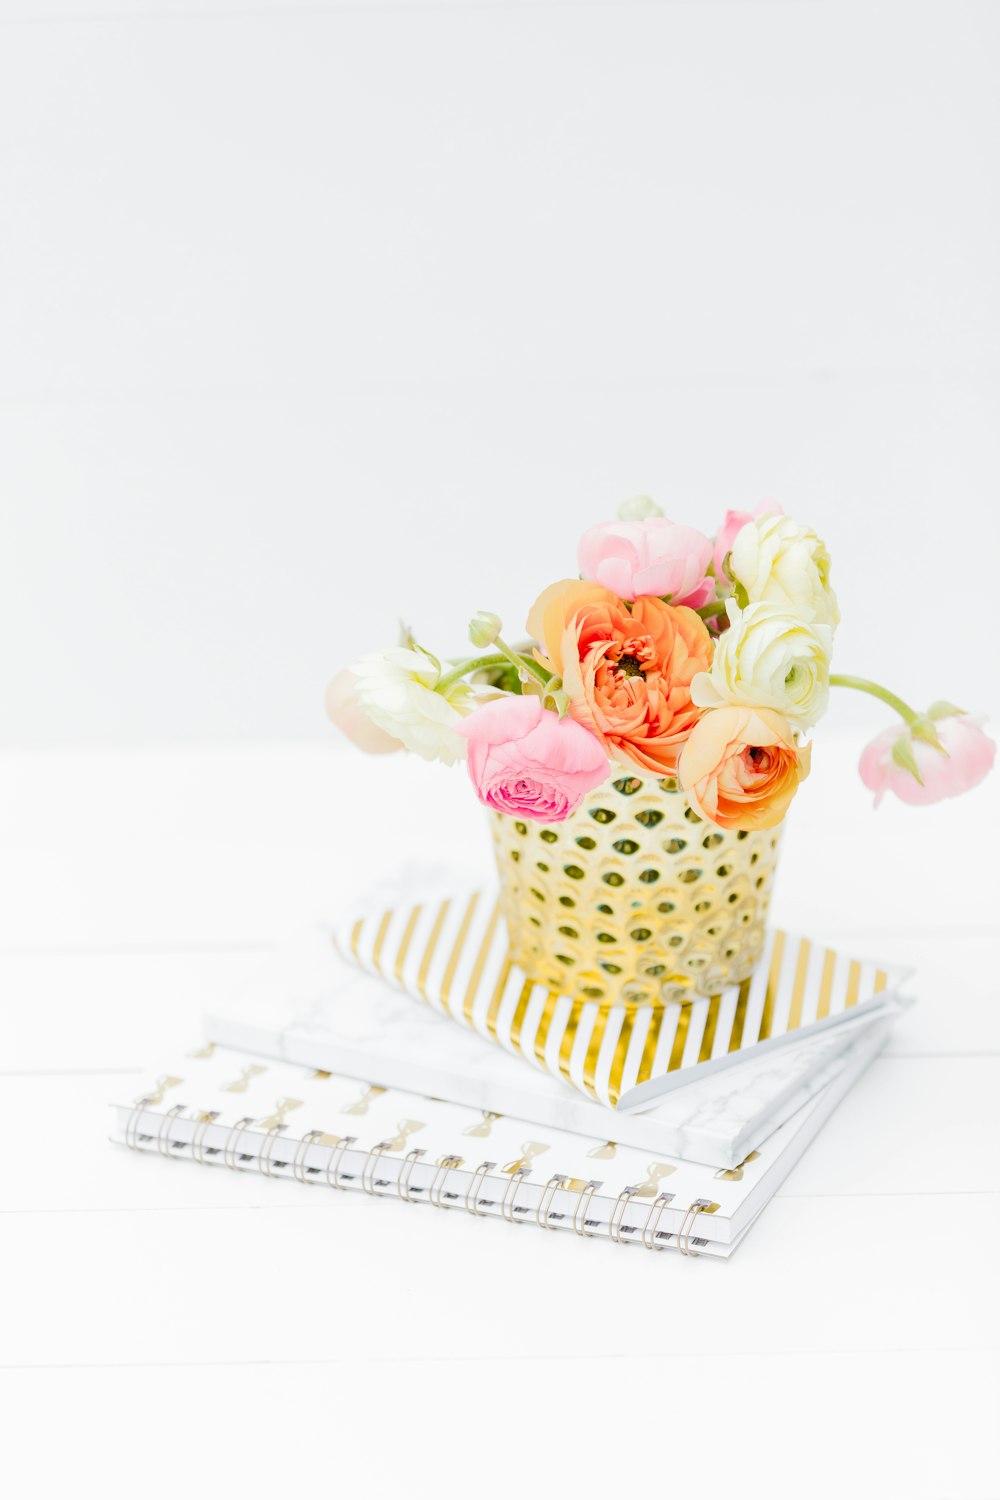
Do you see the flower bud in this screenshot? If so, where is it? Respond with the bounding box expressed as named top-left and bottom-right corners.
top-left (469, 611), bottom-right (502, 648)
top-left (860, 713), bottom-right (995, 807)
top-left (617, 494), bottom-right (663, 521)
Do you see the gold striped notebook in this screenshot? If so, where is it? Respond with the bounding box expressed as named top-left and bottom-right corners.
top-left (334, 889), bottom-right (910, 1112)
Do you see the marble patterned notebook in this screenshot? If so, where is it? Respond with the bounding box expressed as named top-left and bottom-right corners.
top-left (208, 929), bottom-right (898, 1168)
top-left (110, 1016), bottom-right (893, 1260)
top-left (332, 883), bottom-right (912, 1111)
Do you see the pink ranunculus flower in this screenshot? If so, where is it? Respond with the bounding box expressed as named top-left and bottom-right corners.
top-left (859, 714), bottom-right (996, 808)
top-left (458, 694), bottom-right (609, 822)
top-left (577, 518), bottom-right (714, 608)
top-left (713, 502), bottom-right (782, 582)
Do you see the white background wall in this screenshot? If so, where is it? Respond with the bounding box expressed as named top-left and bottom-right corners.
top-left (1, 0), bottom-right (997, 746)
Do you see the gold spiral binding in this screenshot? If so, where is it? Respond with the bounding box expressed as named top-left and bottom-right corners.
top-left (191, 1110), bottom-right (220, 1165)
top-left (397, 1147), bottom-right (426, 1202)
top-left (677, 1198), bottom-right (711, 1257)
top-left (501, 1166), bottom-right (529, 1223)
top-left (124, 1097), bottom-right (151, 1152)
top-left (223, 1116), bottom-right (255, 1171)
top-left (428, 1154), bottom-right (463, 1209)
top-left (362, 1141), bottom-right (392, 1195)
top-left (324, 1134), bottom-right (356, 1189)
top-left (465, 1160), bottom-right (495, 1216)
top-left (641, 1191), bottom-right (675, 1251)
top-left (572, 1179), bottom-right (602, 1236)
top-left (259, 1124), bottom-right (288, 1178)
top-left (156, 1102), bottom-right (187, 1158)
top-left (292, 1129), bottom-right (325, 1184)
top-left (536, 1174), bottom-right (567, 1230)
top-left (610, 1185), bottom-right (640, 1244)
top-left (124, 1104), bottom-right (722, 1259)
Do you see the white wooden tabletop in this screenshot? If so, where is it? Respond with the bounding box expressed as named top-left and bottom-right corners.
top-left (1, 737), bottom-right (997, 1498)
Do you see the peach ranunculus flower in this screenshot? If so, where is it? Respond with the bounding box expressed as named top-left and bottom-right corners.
top-left (527, 580), bottom-right (714, 775)
top-left (678, 705), bottom-right (811, 830)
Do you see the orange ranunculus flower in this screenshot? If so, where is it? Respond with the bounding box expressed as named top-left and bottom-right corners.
top-left (678, 706), bottom-right (811, 830)
top-left (526, 579), bottom-right (714, 775)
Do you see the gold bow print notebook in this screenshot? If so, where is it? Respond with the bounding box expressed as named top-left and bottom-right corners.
top-left (111, 1014), bottom-right (894, 1260)
top-left (333, 885), bottom-right (910, 1111)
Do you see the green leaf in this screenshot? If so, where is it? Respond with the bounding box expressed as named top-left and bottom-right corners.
top-left (910, 716), bottom-right (947, 753)
top-left (733, 580), bottom-right (750, 609)
top-left (891, 736), bottom-right (924, 785)
top-left (414, 641), bottom-right (441, 674)
top-left (927, 700), bottom-right (965, 720)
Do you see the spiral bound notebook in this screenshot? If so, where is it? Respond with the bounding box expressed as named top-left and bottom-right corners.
top-left (333, 884), bottom-right (911, 1111)
top-left (208, 928), bottom-right (895, 1168)
top-left (111, 1009), bottom-right (896, 1260)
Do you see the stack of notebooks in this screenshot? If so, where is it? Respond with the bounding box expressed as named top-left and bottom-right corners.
top-left (111, 880), bottom-right (912, 1259)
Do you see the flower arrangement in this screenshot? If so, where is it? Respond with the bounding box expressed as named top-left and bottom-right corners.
top-left (328, 497), bottom-right (994, 830)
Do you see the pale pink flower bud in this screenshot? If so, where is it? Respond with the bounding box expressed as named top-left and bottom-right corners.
top-left (859, 713), bottom-right (995, 807)
top-left (325, 669), bottom-right (404, 755)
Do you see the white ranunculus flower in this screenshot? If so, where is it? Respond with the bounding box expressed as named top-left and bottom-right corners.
top-left (351, 647), bottom-right (473, 764)
top-left (729, 513), bottom-right (839, 628)
top-left (692, 600), bottom-right (833, 728)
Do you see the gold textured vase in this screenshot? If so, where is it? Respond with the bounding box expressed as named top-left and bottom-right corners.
top-left (490, 772), bottom-right (781, 1007)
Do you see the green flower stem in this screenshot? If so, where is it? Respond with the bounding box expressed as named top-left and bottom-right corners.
top-left (437, 654), bottom-right (510, 691)
top-left (828, 674), bottom-right (920, 724)
top-left (494, 635), bottom-right (551, 687)
top-left (518, 653), bottom-right (552, 684)
top-left (437, 651), bottom-right (549, 694)
top-left (695, 599), bottom-right (729, 620)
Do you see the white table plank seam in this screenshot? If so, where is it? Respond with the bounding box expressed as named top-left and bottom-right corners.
top-left (3, 1344), bottom-right (997, 1373)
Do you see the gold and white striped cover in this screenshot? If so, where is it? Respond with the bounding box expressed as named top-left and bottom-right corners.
top-left (335, 890), bottom-right (908, 1111)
